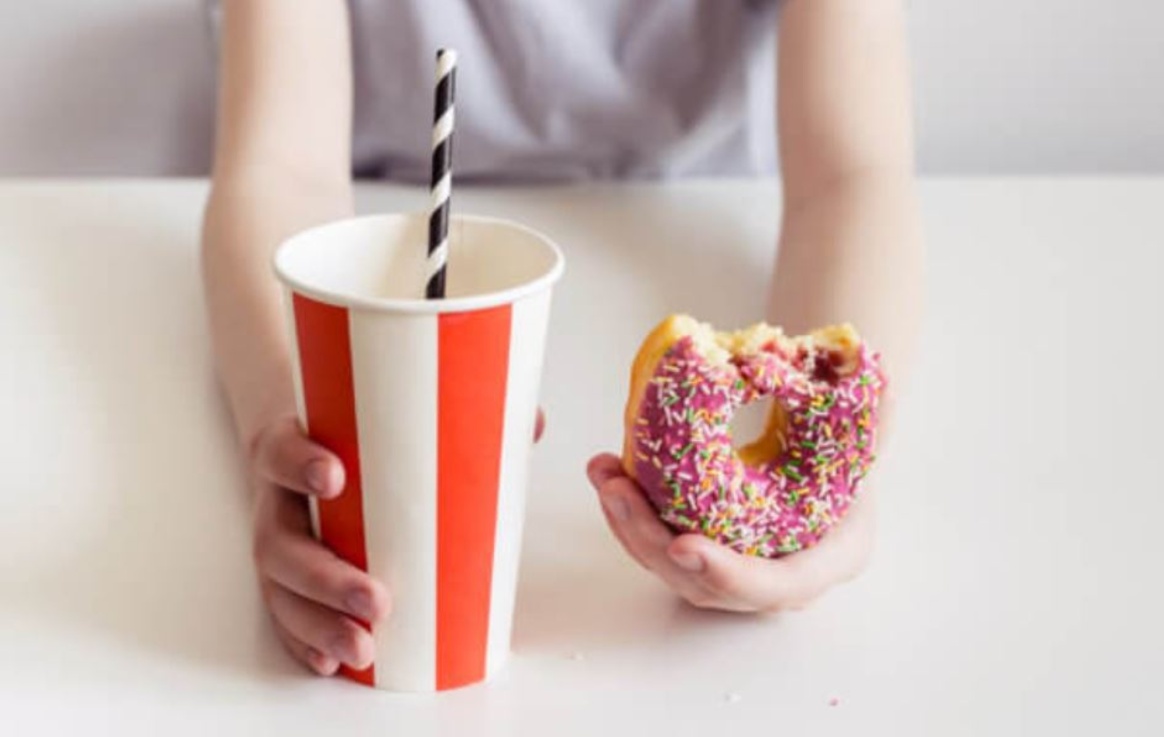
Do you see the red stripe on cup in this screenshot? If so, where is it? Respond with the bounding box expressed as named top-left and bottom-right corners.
top-left (292, 293), bottom-right (375, 687)
top-left (436, 305), bottom-right (512, 690)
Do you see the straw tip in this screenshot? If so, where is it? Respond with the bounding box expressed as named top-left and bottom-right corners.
top-left (437, 48), bottom-right (459, 64)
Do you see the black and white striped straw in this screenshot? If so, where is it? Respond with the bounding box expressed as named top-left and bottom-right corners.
top-left (426, 48), bottom-right (457, 299)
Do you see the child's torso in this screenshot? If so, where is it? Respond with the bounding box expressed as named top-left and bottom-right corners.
top-left (347, 0), bottom-right (779, 182)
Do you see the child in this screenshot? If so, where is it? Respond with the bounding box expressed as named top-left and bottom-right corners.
top-left (201, 0), bottom-right (922, 676)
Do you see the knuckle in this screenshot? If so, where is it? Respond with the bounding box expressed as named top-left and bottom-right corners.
top-left (302, 561), bottom-right (341, 599)
top-left (251, 528), bottom-right (275, 570)
top-left (361, 583), bottom-right (392, 621)
top-left (626, 547), bottom-right (656, 574)
top-left (249, 416), bottom-right (303, 481)
top-left (258, 579), bottom-right (277, 609)
top-left (700, 567), bottom-right (741, 600)
top-left (246, 424), bottom-right (271, 470)
top-left (333, 619), bottom-right (360, 647)
top-left (336, 620), bottom-right (374, 664)
top-left (377, 590), bottom-right (394, 620)
top-left (353, 630), bottom-right (376, 663)
top-left (759, 590), bottom-right (798, 613)
top-left (764, 594), bottom-right (810, 614)
top-left (683, 590), bottom-right (718, 610)
top-left (273, 627), bottom-right (303, 661)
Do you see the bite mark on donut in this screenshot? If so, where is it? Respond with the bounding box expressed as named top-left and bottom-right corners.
top-left (622, 315), bottom-right (886, 558)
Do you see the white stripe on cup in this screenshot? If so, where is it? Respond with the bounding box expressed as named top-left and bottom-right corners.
top-left (283, 288), bottom-right (321, 540)
top-left (348, 309), bottom-right (439, 692)
top-left (485, 291), bottom-right (553, 677)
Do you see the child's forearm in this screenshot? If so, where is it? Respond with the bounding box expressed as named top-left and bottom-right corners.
top-left (769, 172), bottom-right (923, 421)
top-left (771, 0), bottom-right (920, 414)
top-left (200, 179), bottom-right (353, 448)
top-left (201, 0), bottom-right (354, 450)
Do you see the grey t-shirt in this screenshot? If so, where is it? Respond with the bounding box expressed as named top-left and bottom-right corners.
top-left (214, 1), bottom-right (780, 181)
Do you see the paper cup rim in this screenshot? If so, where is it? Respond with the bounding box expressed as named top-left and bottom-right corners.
top-left (273, 212), bottom-right (565, 314)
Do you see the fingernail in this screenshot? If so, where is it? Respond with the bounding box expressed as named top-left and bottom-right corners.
top-left (330, 634), bottom-right (361, 666)
top-left (305, 459), bottom-right (330, 495)
top-left (346, 590), bottom-right (375, 621)
top-left (670, 550), bottom-right (705, 573)
top-left (586, 467), bottom-right (607, 488)
top-left (602, 494), bottom-right (630, 522)
top-left (587, 459), bottom-right (621, 488)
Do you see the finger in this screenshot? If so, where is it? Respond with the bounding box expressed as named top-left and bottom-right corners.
top-left (596, 498), bottom-right (722, 610)
top-left (594, 480), bottom-right (668, 573)
top-left (272, 619), bottom-right (340, 676)
top-left (252, 416), bottom-right (345, 498)
top-left (587, 455), bottom-right (672, 570)
top-left (667, 492), bottom-right (876, 611)
top-left (255, 503), bottom-right (391, 624)
top-left (534, 408), bottom-right (546, 443)
top-left (265, 582), bottom-right (376, 670)
top-left (665, 535), bottom-right (813, 611)
top-left (585, 453), bottom-right (626, 489)
top-left (587, 453), bottom-right (680, 571)
top-left (587, 456), bottom-right (714, 603)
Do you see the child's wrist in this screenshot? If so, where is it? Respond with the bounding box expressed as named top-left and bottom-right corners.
top-left (232, 378), bottom-right (299, 462)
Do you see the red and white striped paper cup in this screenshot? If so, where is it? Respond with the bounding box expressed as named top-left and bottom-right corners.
top-left (274, 213), bottom-right (564, 692)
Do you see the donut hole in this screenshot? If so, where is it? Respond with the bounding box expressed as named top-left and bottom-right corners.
top-left (730, 396), bottom-right (787, 467)
top-left (730, 395), bottom-right (769, 441)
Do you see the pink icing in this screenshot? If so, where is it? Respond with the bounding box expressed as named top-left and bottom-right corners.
top-left (630, 336), bottom-right (885, 557)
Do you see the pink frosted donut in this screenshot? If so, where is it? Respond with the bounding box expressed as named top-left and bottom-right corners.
top-left (621, 315), bottom-right (886, 558)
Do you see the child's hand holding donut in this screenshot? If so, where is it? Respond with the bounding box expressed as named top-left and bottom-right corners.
top-left (586, 453), bottom-right (875, 612)
top-left (590, 315), bottom-right (887, 612)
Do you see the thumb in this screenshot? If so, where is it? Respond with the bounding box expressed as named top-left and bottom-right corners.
top-left (586, 453), bottom-right (628, 490)
top-left (251, 416), bottom-right (345, 498)
top-left (667, 534), bottom-right (823, 611)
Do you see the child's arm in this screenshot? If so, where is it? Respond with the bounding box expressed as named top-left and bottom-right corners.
top-left (202, 0), bottom-right (389, 675)
top-left (588, 0), bottom-right (921, 612)
top-left (771, 0), bottom-right (923, 402)
top-left (204, 0), bottom-right (354, 444)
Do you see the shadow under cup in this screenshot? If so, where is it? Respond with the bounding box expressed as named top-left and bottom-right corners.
top-left (274, 213), bottom-right (565, 692)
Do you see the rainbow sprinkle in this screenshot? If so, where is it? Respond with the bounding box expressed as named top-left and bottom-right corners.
top-left (630, 334), bottom-right (886, 558)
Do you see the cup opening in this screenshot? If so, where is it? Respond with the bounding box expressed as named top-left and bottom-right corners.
top-left (274, 213), bottom-right (564, 313)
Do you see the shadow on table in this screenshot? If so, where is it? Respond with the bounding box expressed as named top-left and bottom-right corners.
top-left (512, 543), bottom-right (785, 662)
top-left (1, 187), bottom-right (302, 685)
top-left (510, 468), bottom-right (778, 660)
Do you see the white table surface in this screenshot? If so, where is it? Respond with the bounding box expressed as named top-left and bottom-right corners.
top-left (1, 179), bottom-right (1161, 735)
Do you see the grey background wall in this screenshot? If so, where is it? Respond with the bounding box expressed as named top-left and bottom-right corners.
top-left (1, 0), bottom-right (1161, 176)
